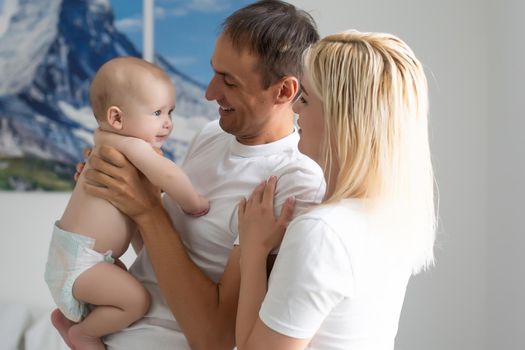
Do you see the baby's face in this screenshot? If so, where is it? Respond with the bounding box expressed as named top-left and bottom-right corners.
top-left (119, 77), bottom-right (176, 147)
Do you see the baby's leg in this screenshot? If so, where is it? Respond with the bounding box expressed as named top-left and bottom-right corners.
top-left (50, 309), bottom-right (75, 348)
top-left (68, 262), bottom-right (150, 350)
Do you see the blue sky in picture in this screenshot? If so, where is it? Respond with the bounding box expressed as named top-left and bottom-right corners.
top-left (111, 0), bottom-right (253, 86)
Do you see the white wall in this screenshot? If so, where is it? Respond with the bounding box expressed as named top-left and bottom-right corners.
top-left (291, 1), bottom-right (489, 349)
top-left (487, 1), bottom-right (525, 349)
top-left (0, 192), bottom-right (69, 310)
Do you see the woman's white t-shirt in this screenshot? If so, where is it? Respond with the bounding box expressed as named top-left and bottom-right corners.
top-left (260, 199), bottom-right (412, 350)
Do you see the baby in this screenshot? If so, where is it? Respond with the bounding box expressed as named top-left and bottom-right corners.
top-left (45, 56), bottom-right (209, 350)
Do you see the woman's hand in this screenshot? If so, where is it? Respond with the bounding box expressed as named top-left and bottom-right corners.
top-left (238, 176), bottom-right (296, 256)
top-left (83, 145), bottom-right (162, 223)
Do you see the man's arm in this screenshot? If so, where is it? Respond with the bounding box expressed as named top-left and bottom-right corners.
top-left (139, 208), bottom-right (241, 349)
top-left (84, 146), bottom-right (239, 350)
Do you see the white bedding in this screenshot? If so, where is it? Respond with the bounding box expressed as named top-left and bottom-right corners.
top-left (0, 303), bottom-right (68, 350)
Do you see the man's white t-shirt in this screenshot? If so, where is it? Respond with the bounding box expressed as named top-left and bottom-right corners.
top-left (260, 199), bottom-right (412, 350)
top-left (105, 120), bottom-right (326, 349)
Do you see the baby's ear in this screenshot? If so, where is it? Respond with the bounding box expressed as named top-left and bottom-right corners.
top-left (107, 106), bottom-right (123, 130)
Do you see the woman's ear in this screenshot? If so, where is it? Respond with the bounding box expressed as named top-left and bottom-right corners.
top-left (275, 76), bottom-right (299, 105)
top-left (106, 106), bottom-right (123, 130)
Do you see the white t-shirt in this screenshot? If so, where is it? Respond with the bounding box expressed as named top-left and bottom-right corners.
top-left (105, 120), bottom-right (326, 349)
top-left (260, 199), bottom-right (412, 350)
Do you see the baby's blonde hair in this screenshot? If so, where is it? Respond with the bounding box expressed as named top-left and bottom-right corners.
top-left (305, 31), bottom-right (436, 272)
top-left (89, 57), bottom-right (171, 123)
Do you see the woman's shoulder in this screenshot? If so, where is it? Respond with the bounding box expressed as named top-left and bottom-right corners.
top-left (293, 199), bottom-right (367, 229)
top-left (285, 199), bottom-right (369, 248)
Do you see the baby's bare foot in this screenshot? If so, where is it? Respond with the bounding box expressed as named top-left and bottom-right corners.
top-left (68, 324), bottom-right (105, 350)
top-left (50, 309), bottom-right (75, 348)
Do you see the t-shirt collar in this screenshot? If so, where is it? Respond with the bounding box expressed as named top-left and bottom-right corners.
top-left (230, 129), bottom-right (299, 157)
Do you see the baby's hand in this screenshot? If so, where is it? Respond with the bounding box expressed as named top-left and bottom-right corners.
top-left (185, 202), bottom-right (210, 217)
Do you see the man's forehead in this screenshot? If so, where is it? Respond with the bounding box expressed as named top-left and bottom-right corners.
top-left (211, 36), bottom-right (261, 82)
top-left (222, 34), bottom-right (260, 60)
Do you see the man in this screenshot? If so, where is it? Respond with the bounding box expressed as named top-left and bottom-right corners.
top-left (53, 1), bottom-right (323, 349)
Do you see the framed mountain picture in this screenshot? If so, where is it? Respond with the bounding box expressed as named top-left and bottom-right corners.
top-left (0, 0), bottom-right (251, 191)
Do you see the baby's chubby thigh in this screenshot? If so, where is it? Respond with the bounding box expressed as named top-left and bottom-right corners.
top-left (73, 262), bottom-right (151, 336)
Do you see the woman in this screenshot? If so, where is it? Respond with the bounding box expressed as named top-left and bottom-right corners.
top-left (235, 30), bottom-right (436, 350)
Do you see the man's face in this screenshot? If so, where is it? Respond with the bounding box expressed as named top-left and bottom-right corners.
top-left (205, 34), bottom-right (277, 145)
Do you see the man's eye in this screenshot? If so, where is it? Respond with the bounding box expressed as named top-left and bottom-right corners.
top-left (223, 77), bottom-right (235, 87)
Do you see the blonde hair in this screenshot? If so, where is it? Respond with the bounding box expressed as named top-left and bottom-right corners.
top-left (305, 30), bottom-right (436, 272)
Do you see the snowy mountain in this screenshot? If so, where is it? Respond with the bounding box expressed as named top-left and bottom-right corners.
top-left (0, 0), bottom-right (217, 190)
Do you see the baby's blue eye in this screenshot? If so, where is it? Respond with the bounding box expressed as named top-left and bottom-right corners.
top-left (153, 110), bottom-right (161, 117)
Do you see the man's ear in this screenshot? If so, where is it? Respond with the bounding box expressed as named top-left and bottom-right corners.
top-left (106, 106), bottom-right (123, 130)
top-left (275, 76), bottom-right (299, 105)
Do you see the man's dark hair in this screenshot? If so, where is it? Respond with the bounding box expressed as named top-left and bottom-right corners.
top-left (222, 0), bottom-right (319, 88)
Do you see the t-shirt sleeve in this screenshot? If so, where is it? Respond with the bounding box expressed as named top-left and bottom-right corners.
top-left (231, 159), bottom-right (326, 245)
top-left (272, 160), bottom-right (326, 217)
top-left (259, 217), bottom-right (354, 339)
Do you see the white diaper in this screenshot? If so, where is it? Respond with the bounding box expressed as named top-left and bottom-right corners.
top-left (44, 223), bottom-right (114, 322)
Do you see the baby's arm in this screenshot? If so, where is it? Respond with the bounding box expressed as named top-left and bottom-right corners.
top-left (94, 129), bottom-right (209, 216)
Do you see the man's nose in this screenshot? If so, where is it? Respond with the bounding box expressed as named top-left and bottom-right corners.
top-left (205, 74), bottom-right (221, 101)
